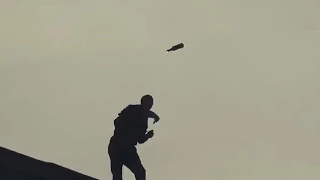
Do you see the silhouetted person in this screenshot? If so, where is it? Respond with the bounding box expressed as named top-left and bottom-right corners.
top-left (108, 95), bottom-right (160, 180)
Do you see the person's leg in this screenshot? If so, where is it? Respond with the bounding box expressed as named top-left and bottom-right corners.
top-left (123, 147), bottom-right (146, 180)
top-left (110, 159), bottom-right (123, 180)
top-left (108, 140), bottom-right (124, 180)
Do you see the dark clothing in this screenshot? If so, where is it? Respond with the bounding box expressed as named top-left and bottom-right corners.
top-left (113, 104), bottom-right (149, 146)
top-left (108, 104), bottom-right (149, 180)
top-left (108, 137), bottom-right (146, 180)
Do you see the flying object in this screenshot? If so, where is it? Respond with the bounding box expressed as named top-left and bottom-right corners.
top-left (166, 43), bottom-right (184, 53)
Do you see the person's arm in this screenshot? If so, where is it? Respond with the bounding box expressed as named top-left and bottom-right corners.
top-left (137, 134), bottom-right (149, 144)
top-left (137, 130), bottom-right (154, 144)
top-left (148, 111), bottom-right (160, 124)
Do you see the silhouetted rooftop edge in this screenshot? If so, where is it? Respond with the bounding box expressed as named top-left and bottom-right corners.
top-left (0, 146), bottom-right (99, 180)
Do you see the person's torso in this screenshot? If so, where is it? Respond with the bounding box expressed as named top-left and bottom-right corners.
top-left (112, 104), bottom-right (148, 146)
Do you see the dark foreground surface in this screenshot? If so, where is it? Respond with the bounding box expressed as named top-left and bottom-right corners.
top-left (0, 146), bottom-right (99, 180)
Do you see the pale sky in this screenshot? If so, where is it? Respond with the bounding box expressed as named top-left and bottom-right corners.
top-left (1, 1), bottom-right (320, 180)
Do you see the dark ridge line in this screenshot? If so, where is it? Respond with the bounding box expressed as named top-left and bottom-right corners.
top-left (0, 146), bottom-right (99, 180)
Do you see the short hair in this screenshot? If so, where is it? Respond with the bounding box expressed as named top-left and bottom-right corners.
top-left (140, 95), bottom-right (153, 107)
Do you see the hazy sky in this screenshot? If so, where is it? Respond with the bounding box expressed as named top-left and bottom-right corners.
top-left (1, 1), bottom-right (319, 180)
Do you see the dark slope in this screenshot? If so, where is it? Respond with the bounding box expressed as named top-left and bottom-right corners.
top-left (0, 146), bottom-right (99, 180)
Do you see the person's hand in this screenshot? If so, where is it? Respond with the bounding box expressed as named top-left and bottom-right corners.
top-left (153, 118), bottom-right (159, 124)
top-left (146, 130), bottom-right (154, 138)
top-left (148, 111), bottom-right (160, 124)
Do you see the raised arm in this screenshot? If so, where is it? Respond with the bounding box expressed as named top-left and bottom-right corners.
top-left (148, 111), bottom-right (160, 124)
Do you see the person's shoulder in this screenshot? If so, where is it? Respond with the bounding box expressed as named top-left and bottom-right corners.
top-left (127, 104), bottom-right (140, 107)
top-left (130, 104), bottom-right (142, 107)
top-left (125, 104), bottom-right (142, 110)
top-left (119, 104), bottom-right (142, 115)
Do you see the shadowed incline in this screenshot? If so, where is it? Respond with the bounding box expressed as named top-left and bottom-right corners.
top-left (0, 146), bottom-right (99, 180)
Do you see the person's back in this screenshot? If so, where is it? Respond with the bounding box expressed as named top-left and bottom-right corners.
top-left (112, 104), bottom-right (148, 147)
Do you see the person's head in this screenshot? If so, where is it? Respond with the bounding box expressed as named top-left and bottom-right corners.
top-left (140, 94), bottom-right (153, 110)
